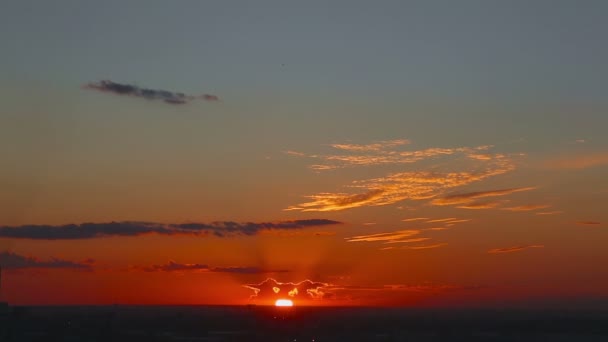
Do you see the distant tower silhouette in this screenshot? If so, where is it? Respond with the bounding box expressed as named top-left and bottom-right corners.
top-left (0, 265), bottom-right (3, 301)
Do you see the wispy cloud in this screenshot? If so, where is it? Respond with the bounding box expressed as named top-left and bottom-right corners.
top-left (577, 221), bottom-right (601, 225)
top-left (286, 141), bottom-right (518, 211)
top-left (85, 80), bottom-right (219, 105)
top-left (502, 204), bottom-right (550, 212)
top-left (0, 219), bottom-right (342, 240)
top-left (457, 201), bottom-right (503, 209)
top-left (402, 217), bottom-right (429, 222)
top-left (425, 218), bottom-right (458, 223)
top-left (544, 152), bottom-right (608, 169)
top-left (345, 230), bottom-right (421, 243)
top-left (134, 260), bottom-right (288, 274)
top-left (0, 251), bottom-right (93, 270)
top-left (402, 243), bottom-right (447, 250)
top-left (487, 245), bottom-right (544, 254)
top-left (294, 144), bottom-right (495, 170)
top-left (329, 139), bottom-right (410, 152)
top-left (536, 211), bottom-right (563, 215)
top-left (431, 187), bottom-right (535, 206)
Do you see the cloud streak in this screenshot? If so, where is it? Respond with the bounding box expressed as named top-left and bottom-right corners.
top-left (0, 219), bottom-right (342, 240)
top-left (431, 187), bottom-right (535, 206)
top-left (134, 260), bottom-right (289, 274)
top-left (487, 245), bottom-right (544, 254)
top-left (0, 251), bottom-right (93, 270)
top-left (85, 80), bottom-right (219, 104)
top-left (345, 230), bottom-right (421, 243)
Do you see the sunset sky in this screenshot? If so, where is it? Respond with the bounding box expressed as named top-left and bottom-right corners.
top-left (1, 0), bottom-right (607, 307)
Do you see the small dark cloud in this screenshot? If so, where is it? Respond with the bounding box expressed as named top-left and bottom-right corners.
top-left (135, 260), bottom-right (288, 274)
top-left (0, 251), bottom-right (92, 270)
top-left (0, 219), bottom-right (343, 240)
top-left (85, 80), bottom-right (219, 104)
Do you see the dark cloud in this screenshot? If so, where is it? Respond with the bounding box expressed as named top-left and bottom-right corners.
top-left (135, 260), bottom-right (289, 274)
top-left (432, 187), bottom-right (535, 206)
top-left (0, 251), bottom-right (93, 270)
top-left (0, 219), bottom-right (343, 240)
top-left (85, 80), bottom-right (219, 104)
top-left (244, 278), bottom-right (330, 302)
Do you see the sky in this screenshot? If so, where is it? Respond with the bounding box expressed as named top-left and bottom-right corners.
top-left (1, 0), bottom-right (607, 307)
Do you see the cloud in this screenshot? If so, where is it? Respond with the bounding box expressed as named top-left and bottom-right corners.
top-left (345, 230), bottom-right (421, 243)
top-left (244, 278), bottom-right (484, 304)
top-left (431, 187), bottom-right (535, 206)
top-left (380, 242), bottom-right (449, 250)
top-left (329, 139), bottom-right (410, 152)
top-left (577, 221), bottom-right (601, 225)
top-left (0, 251), bottom-right (93, 270)
top-left (544, 152), bottom-right (608, 169)
top-left (244, 278), bottom-right (330, 302)
top-left (502, 204), bottom-right (550, 212)
top-left (425, 218), bottom-right (458, 223)
top-left (0, 219), bottom-right (342, 240)
top-left (85, 80), bottom-right (219, 105)
top-left (286, 141), bottom-right (518, 211)
top-left (135, 260), bottom-right (289, 274)
top-left (402, 217), bottom-right (429, 222)
top-left (457, 201), bottom-right (503, 209)
top-left (487, 245), bottom-right (544, 254)
top-left (402, 243), bottom-right (447, 250)
top-left (536, 211), bottom-right (563, 215)
top-left (383, 237), bottom-right (431, 244)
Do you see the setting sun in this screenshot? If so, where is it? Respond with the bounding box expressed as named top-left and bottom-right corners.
top-left (275, 299), bottom-right (294, 307)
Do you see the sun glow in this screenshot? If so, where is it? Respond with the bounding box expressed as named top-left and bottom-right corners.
top-left (275, 299), bottom-right (294, 307)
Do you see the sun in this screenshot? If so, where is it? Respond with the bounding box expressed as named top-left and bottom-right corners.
top-left (275, 299), bottom-right (294, 307)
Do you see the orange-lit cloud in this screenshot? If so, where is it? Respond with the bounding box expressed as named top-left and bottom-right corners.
top-left (536, 211), bottom-right (563, 215)
top-left (502, 205), bottom-right (550, 212)
top-left (487, 245), bottom-right (544, 254)
top-left (402, 217), bottom-right (429, 222)
top-left (345, 230), bottom-right (421, 243)
top-left (292, 144), bottom-right (496, 170)
top-left (245, 278), bottom-right (483, 304)
top-left (381, 243), bottom-right (447, 251)
top-left (383, 237), bottom-right (431, 244)
top-left (544, 152), bottom-right (608, 169)
top-left (286, 141), bottom-right (520, 211)
top-left (425, 218), bottom-right (458, 223)
top-left (244, 278), bottom-right (330, 302)
top-left (329, 139), bottom-right (410, 152)
top-left (457, 201), bottom-right (503, 209)
top-left (402, 243), bottom-right (447, 250)
top-left (431, 187), bottom-right (535, 206)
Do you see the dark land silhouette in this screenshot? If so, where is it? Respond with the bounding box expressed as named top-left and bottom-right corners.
top-left (1, 305), bottom-right (608, 341)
